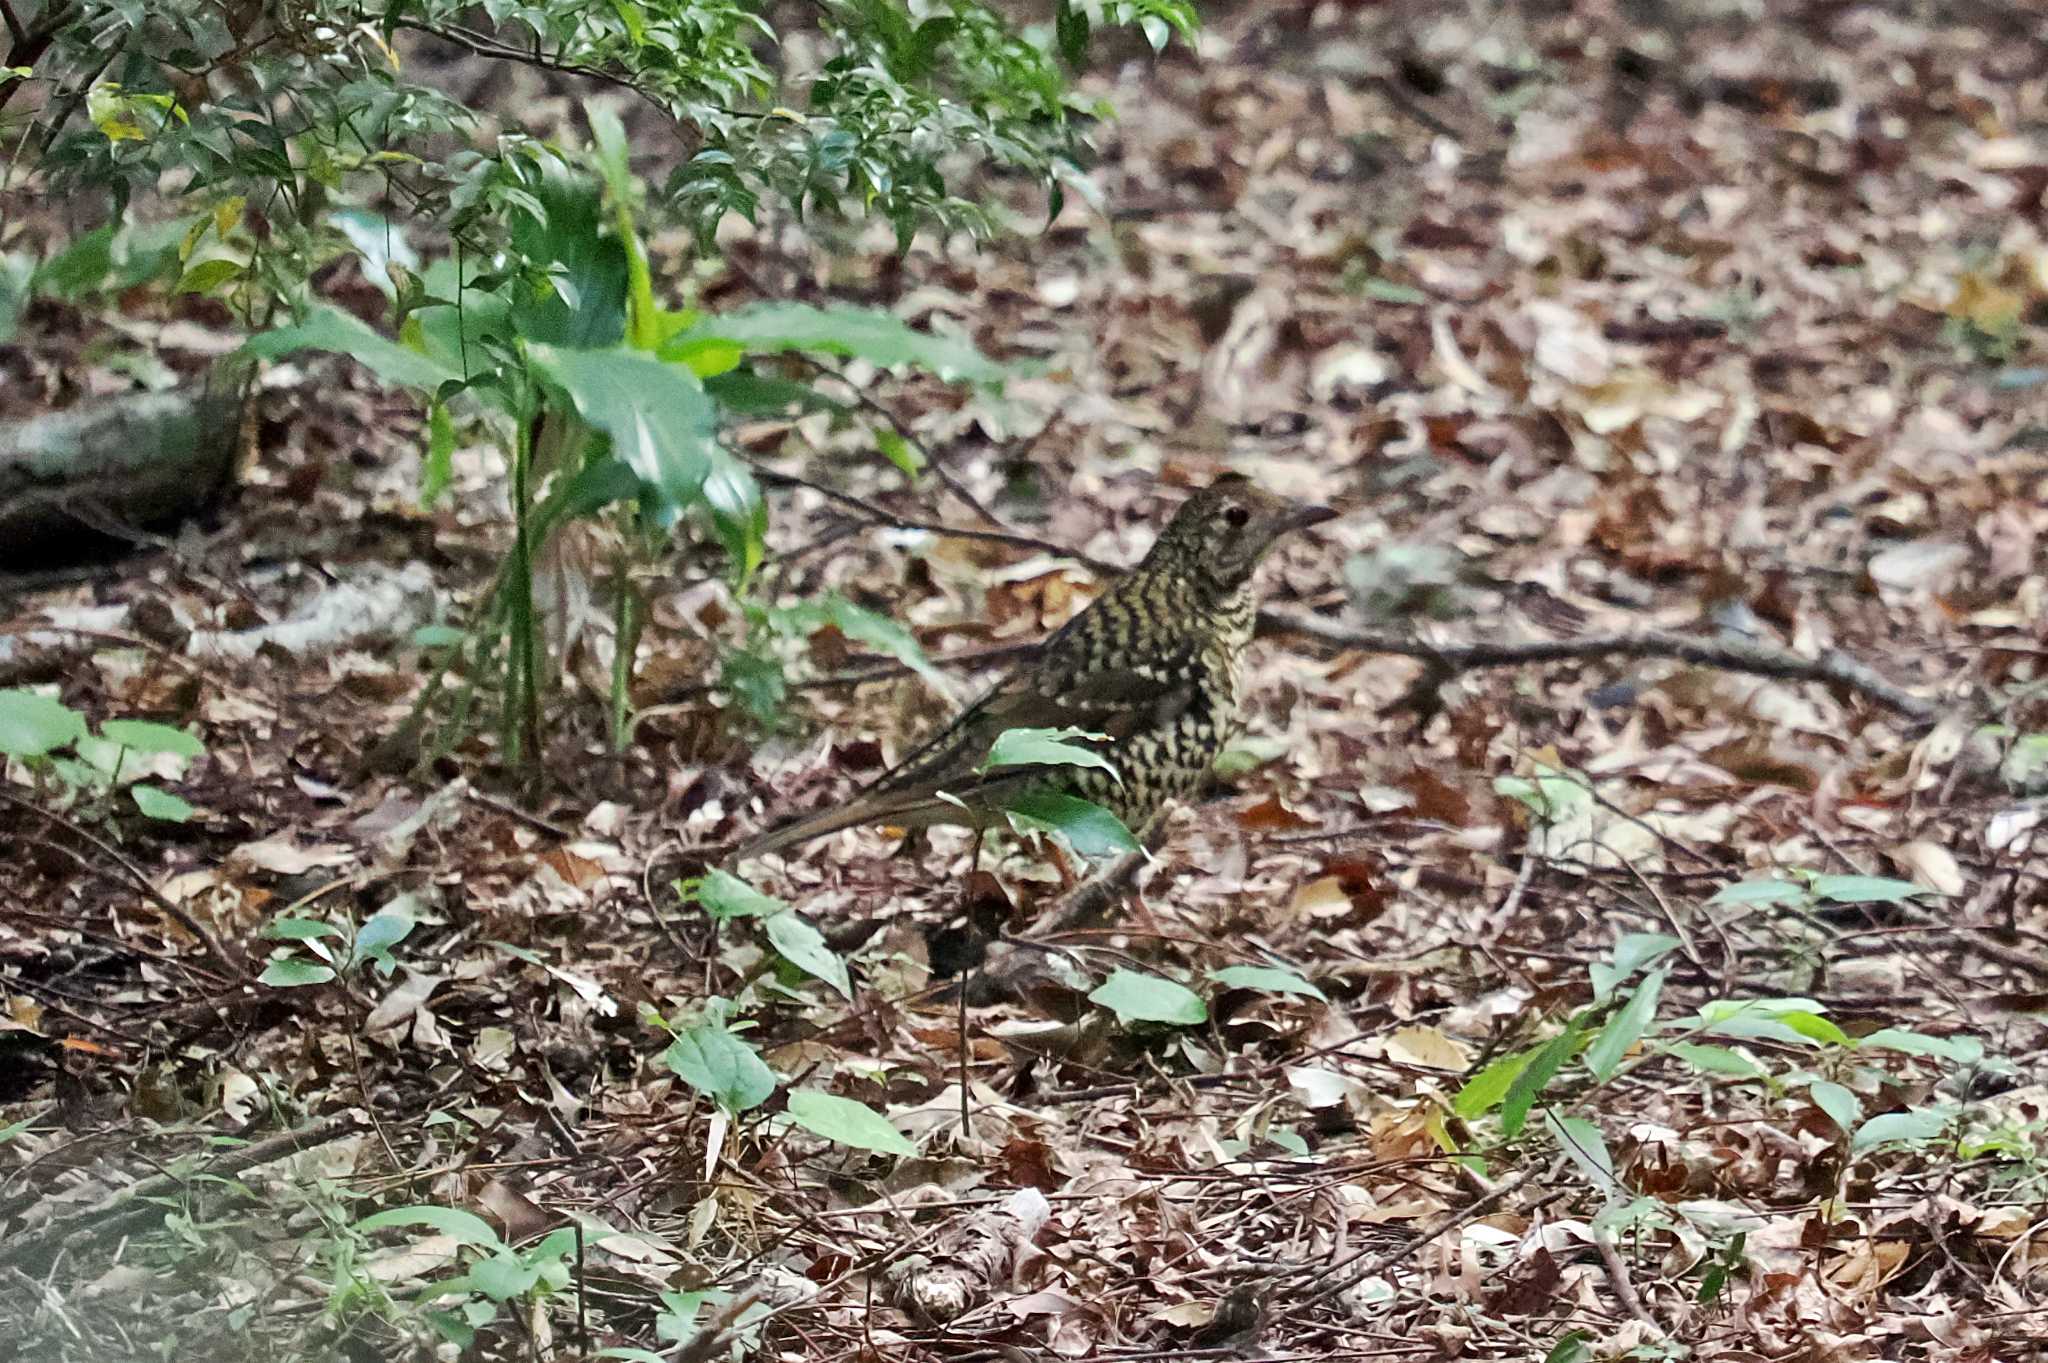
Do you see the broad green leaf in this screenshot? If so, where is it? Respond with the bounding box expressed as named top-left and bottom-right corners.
top-left (1708, 877), bottom-right (1806, 907)
top-left (356, 1205), bottom-right (505, 1249)
top-left (664, 1016), bottom-right (776, 1114)
top-left (467, 1252), bottom-right (542, 1302)
top-left (1807, 1079), bottom-right (1860, 1134)
top-left (764, 912), bottom-right (852, 1000)
top-left (668, 303), bottom-right (1003, 383)
top-left (702, 371), bottom-right (844, 416)
top-left (1807, 874), bottom-right (1931, 904)
top-left (1666, 1042), bottom-right (1764, 1079)
top-left (1502, 1025), bottom-right (1582, 1139)
top-left (1089, 968), bottom-right (1206, 1026)
top-left (682, 869), bottom-right (785, 921)
top-left (783, 1090), bottom-right (917, 1156)
top-left (1850, 1106), bottom-right (1953, 1154)
top-left (0, 689), bottom-right (87, 758)
top-left (258, 957), bottom-right (335, 987)
top-left (1002, 791), bottom-right (1139, 858)
top-left (666, 336), bottom-right (744, 377)
top-left (244, 305), bottom-right (462, 392)
top-left (1208, 965), bottom-right (1327, 1002)
top-left (131, 784), bottom-right (195, 822)
top-left (1610, 933), bottom-right (1682, 977)
top-left (174, 258), bottom-right (242, 295)
top-left (525, 344), bottom-right (716, 518)
top-left (1857, 1028), bottom-right (1983, 1064)
top-left (352, 904), bottom-right (417, 966)
top-left (99, 719), bottom-right (204, 758)
top-left (265, 917), bottom-right (344, 942)
top-left (982, 726), bottom-right (1117, 780)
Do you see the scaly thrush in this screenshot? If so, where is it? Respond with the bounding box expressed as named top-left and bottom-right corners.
top-left (730, 475), bottom-right (1335, 861)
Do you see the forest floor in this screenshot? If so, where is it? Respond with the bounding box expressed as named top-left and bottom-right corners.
top-left (4, 1), bottom-right (2048, 1360)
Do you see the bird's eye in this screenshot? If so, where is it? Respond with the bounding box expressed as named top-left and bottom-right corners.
top-left (1223, 504), bottom-right (1251, 528)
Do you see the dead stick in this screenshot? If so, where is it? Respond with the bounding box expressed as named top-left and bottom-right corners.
top-left (1259, 611), bottom-right (1938, 721)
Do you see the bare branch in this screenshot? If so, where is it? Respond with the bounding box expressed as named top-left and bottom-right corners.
top-left (1258, 610), bottom-right (1940, 721)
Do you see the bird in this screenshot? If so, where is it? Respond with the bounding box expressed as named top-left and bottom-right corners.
top-left (727, 475), bottom-right (1336, 862)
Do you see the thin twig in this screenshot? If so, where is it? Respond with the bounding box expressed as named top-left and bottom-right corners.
top-left (750, 460), bottom-right (1120, 574)
top-left (1, 791), bottom-right (244, 978)
top-left (1258, 611), bottom-right (1939, 721)
top-left (1594, 1227), bottom-right (1661, 1333)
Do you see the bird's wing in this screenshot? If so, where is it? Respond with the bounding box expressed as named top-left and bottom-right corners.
top-left (879, 648), bottom-right (1207, 794)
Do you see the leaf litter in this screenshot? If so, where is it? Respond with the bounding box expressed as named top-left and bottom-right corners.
top-left (3, 2), bottom-right (2048, 1360)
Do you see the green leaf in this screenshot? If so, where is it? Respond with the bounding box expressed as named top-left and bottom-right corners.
top-left (258, 957), bottom-right (335, 987)
top-left (173, 258), bottom-right (242, 295)
top-left (1850, 1106), bottom-right (1953, 1154)
top-left (682, 869), bottom-right (786, 921)
top-left (1211, 735), bottom-right (1289, 779)
top-left (0, 689), bottom-right (87, 758)
top-left (874, 427), bottom-right (924, 477)
top-left (1453, 1046), bottom-right (1537, 1121)
top-left (702, 371), bottom-right (844, 416)
top-left (1054, 0), bottom-right (1089, 64)
top-left (1544, 1330), bottom-right (1592, 1363)
top-left (1666, 1042), bottom-right (1764, 1079)
top-left (1089, 968), bottom-right (1206, 1026)
top-left (422, 398), bottom-right (455, 507)
top-left (244, 305), bottom-right (462, 392)
top-left (1585, 968), bottom-right (1664, 1082)
top-left (356, 1205), bottom-right (506, 1249)
top-left (764, 912), bottom-right (852, 1000)
top-left (1807, 1079), bottom-right (1861, 1135)
top-left (669, 303), bottom-right (1003, 383)
top-left (467, 1252), bottom-right (542, 1302)
top-left (131, 785), bottom-right (195, 822)
top-left (525, 344), bottom-right (717, 518)
top-left (700, 447), bottom-right (766, 583)
top-left (1544, 1110), bottom-right (1617, 1198)
top-left (1807, 874), bottom-right (1932, 904)
top-left (664, 1015), bottom-right (776, 1114)
top-left (1610, 932), bottom-right (1682, 977)
top-left (769, 596), bottom-right (946, 696)
top-left (1502, 1025), bottom-right (1582, 1139)
top-left (265, 917), bottom-right (344, 942)
top-left (1002, 791), bottom-right (1139, 858)
top-left (982, 726), bottom-right (1117, 780)
top-left (1856, 1028), bottom-right (1983, 1064)
top-left (1208, 965), bottom-right (1327, 1002)
top-left (352, 902), bottom-right (418, 968)
top-left (783, 1090), bottom-right (917, 1157)
top-left (98, 719), bottom-right (204, 758)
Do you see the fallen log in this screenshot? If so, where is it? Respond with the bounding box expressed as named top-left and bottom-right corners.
top-left (0, 354), bottom-right (252, 566)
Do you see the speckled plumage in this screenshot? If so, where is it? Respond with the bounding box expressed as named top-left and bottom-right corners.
top-left (730, 476), bottom-right (1334, 861)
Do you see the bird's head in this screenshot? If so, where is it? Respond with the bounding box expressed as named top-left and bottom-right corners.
top-left (1144, 474), bottom-right (1337, 594)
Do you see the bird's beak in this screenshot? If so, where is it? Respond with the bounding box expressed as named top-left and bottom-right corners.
top-left (1282, 503), bottom-right (1338, 533)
